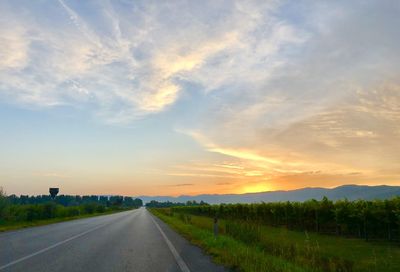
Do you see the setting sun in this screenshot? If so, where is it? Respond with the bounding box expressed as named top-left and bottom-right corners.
top-left (241, 183), bottom-right (273, 194)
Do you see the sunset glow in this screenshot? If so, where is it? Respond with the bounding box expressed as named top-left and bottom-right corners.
top-left (241, 183), bottom-right (274, 194)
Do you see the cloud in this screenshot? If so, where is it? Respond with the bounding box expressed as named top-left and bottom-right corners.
top-left (165, 183), bottom-right (194, 187)
top-left (0, 26), bottom-right (29, 71)
top-left (166, 1), bottom-right (400, 190)
top-left (0, 0), bottom-right (300, 123)
top-left (167, 171), bottom-right (242, 179)
top-left (274, 84), bottom-right (400, 169)
top-left (179, 82), bottom-right (400, 189)
top-left (32, 172), bottom-right (69, 178)
top-left (216, 182), bottom-right (232, 186)
top-left (1, 1), bottom-right (399, 193)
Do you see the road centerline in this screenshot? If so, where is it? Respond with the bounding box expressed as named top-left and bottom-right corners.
top-left (0, 211), bottom-right (137, 271)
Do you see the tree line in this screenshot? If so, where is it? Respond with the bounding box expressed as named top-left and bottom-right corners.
top-left (145, 200), bottom-right (208, 208)
top-left (170, 197), bottom-right (400, 241)
top-left (6, 194), bottom-right (143, 207)
top-left (0, 188), bottom-right (143, 224)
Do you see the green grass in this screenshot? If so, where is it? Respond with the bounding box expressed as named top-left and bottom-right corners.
top-left (253, 224), bottom-right (400, 272)
top-left (0, 209), bottom-right (129, 232)
top-left (151, 208), bottom-right (400, 272)
top-left (151, 208), bottom-right (309, 272)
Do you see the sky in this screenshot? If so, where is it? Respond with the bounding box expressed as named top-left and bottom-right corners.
top-left (0, 0), bottom-right (399, 196)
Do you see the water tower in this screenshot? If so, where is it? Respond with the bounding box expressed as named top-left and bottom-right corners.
top-left (49, 188), bottom-right (59, 199)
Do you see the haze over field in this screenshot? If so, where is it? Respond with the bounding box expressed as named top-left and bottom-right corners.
top-left (0, 0), bottom-right (399, 196)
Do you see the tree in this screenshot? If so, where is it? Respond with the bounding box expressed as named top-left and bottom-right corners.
top-left (0, 187), bottom-right (9, 221)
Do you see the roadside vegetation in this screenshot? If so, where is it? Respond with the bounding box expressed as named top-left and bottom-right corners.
top-left (145, 200), bottom-right (208, 208)
top-left (150, 198), bottom-right (400, 272)
top-left (0, 187), bottom-right (142, 231)
top-left (151, 208), bottom-right (307, 272)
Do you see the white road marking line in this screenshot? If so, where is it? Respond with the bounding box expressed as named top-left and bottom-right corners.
top-left (0, 223), bottom-right (106, 271)
top-left (0, 210), bottom-right (137, 271)
top-left (0, 210), bottom-right (129, 239)
top-left (150, 214), bottom-right (191, 272)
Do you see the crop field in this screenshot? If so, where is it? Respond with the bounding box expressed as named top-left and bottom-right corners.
top-left (151, 198), bottom-right (400, 272)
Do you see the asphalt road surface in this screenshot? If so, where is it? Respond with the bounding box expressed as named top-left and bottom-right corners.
top-left (0, 208), bottom-right (228, 272)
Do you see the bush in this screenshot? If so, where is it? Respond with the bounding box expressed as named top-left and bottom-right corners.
top-left (67, 206), bottom-right (81, 217)
top-left (0, 202), bottom-right (109, 225)
top-left (83, 203), bottom-right (98, 214)
top-left (42, 203), bottom-right (57, 219)
top-left (96, 205), bottom-right (106, 213)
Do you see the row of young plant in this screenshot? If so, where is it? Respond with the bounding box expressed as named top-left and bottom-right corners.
top-left (145, 200), bottom-right (208, 208)
top-left (170, 197), bottom-right (400, 241)
top-left (154, 208), bottom-right (355, 272)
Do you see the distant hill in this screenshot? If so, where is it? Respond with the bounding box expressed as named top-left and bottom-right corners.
top-left (136, 184), bottom-right (400, 204)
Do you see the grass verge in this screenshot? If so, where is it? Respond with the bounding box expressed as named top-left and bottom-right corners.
top-left (151, 208), bottom-right (400, 272)
top-left (150, 208), bottom-right (309, 272)
top-left (0, 209), bottom-right (131, 232)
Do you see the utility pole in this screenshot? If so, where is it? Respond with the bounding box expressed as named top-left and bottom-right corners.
top-left (213, 216), bottom-right (218, 238)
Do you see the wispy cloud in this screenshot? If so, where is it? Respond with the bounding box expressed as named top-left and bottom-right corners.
top-left (178, 83), bottom-right (400, 190)
top-left (0, 0), bottom-right (300, 123)
top-left (165, 183), bottom-right (194, 187)
top-left (32, 172), bottom-right (69, 178)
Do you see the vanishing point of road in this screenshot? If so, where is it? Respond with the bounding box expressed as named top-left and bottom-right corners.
top-left (0, 208), bottom-right (228, 272)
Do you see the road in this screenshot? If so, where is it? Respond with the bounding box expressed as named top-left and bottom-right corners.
top-left (0, 208), bottom-right (228, 272)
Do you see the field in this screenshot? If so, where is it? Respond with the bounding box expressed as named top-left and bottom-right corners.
top-left (151, 202), bottom-right (400, 272)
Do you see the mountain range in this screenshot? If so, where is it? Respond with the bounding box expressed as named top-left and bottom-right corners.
top-left (136, 184), bottom-right (400, 204)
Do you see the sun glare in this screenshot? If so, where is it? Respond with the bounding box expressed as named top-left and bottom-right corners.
top-left (241, 183), bottom-right (272, 194)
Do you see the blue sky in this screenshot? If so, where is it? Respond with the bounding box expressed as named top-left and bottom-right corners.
top-left (0, 0), bottom-right (399, 196)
